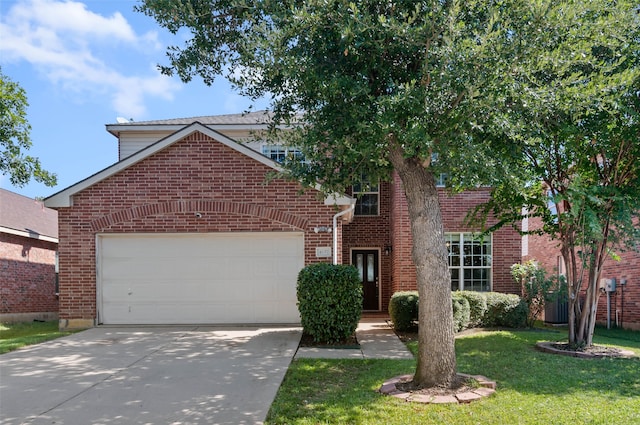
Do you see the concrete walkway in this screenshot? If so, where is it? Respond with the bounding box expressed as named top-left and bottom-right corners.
top-left (295, 319), bottom-right (414, 360)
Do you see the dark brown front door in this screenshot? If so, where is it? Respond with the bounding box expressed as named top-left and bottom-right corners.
top-left (352, 250), bottom-right (379, 311)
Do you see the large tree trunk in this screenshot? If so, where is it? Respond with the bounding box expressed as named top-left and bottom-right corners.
top-left (390, 145), bottom-right (457, 389)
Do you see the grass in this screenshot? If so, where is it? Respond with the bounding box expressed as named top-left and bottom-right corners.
top-left (267, 327), bottom-right (640, 424)
top-left (0, 321), bottom-right (75, 354)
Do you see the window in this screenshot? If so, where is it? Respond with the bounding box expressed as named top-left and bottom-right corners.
top-left (446, 233), bottom-right (492, 292)
top-left (352, 177), bottom-right (379, 216)
top-left (262, 145), bottom-right (303, 163)
top-left (435, 173), bottom-right (448, 187)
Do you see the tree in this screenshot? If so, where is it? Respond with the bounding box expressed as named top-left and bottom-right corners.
top-left (137, 0), bottom-right (634, 385)
top-left (472, 1), bottom-right (640, 347)
top-left (0, 68), bottom-right (56, 188)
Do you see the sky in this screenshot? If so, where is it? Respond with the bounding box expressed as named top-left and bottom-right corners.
top-left (0, 0), bottom-right (269, 200)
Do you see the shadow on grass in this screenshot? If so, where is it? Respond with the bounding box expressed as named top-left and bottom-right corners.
top-left (267, 358), bottom-right (415, 424)
top-left (454, 330), bottom-right (640, 398)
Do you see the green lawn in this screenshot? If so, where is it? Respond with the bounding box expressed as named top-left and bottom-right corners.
top-left (0, 321), bottom-right (74, 354)
top-left (267, 327), bottom-right (640, 424)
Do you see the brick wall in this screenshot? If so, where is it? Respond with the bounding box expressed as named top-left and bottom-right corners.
top-left (0, 232), bottom-right (58, 319)
top-left (342, 181), bottom-right (392, 312)
top-left (526, 216), bottom-right (640, 330)
top-left (389, 176), bottom-right (522, 298)
top-left (55, 131), bottom-right (341, 326)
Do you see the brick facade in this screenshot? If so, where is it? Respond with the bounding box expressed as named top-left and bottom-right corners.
top-left (0, 232), bottom-right (58, 321)
top-left (54, 131), bottom-right (342, 328)
top-left (526, 216), bottom-right (640, 330)
top-left (342, 181), bottom-right (392, 311)
top-left (51, 119), bottom-right (529, 328)
top-left (385, 176), bottom-right (522, 301)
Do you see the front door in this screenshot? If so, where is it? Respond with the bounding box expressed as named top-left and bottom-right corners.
top-left (352, 250), bottom-right (379, 311)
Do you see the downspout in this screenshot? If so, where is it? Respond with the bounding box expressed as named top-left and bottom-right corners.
top-left (333, 204), bottom-right (355, 265)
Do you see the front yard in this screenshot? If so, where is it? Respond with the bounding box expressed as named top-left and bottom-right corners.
top-left (267, 327), bottom-right (640, 424)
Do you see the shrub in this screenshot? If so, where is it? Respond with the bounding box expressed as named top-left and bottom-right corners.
top-left (451, 292), bottom-right (471, 332)
top-left (511, 260), bottom-right (566, 327)
top-left (388, 291), bottom-right (419, 331)
top-left (296, 263), bottom-right (362, 343)
top-left (483, 292), bottom-right (529, 328)
top-left (457, 291), bottom-right (487, 327)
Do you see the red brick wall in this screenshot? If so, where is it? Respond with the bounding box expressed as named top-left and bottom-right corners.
top-left (389, 176), bottom-right (522, 298)
top-left (342, 181), bottom-right (392, 312)
top-left (0, 232), bottom-right (58, 316)
top-left (526, 217), bottom-right (640, 330)
top-left (56, 132), bottom-right (341, 324)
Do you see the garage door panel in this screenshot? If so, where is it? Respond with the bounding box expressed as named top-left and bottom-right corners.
top-left (98, 233), bottom-right (303, 324)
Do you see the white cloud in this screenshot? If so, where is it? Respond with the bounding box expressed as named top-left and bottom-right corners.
top-left (0, 0), bottom-right (178, 118)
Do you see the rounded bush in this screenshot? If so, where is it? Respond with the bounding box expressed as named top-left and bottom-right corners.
top-left (451, 292), bottom-right (471, 332)
top-left (484, 292), bottom-right (528, 328)
top-left (388, 291), bottom-right (419, 331)
top-left (296, 263), bottom-right (362, 343)
top-left (458, 291), bottom-right (488, 327)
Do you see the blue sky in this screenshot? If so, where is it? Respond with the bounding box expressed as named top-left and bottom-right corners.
top-left (1, 0), bottom-right (268, 199)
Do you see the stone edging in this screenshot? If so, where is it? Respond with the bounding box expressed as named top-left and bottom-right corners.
top-left (535, 342), bottom-right (637, 359)
top-left (379, 373), bottom-right (496, 404)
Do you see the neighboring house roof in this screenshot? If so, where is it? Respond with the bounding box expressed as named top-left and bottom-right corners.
top-left (45, 122), bottom-right (353, 209)
top-left (0, 188), bottom-right (58, 242)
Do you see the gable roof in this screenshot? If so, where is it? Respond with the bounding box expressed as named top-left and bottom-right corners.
top-left (0, 188), bottom-right (58, 242)
top-left (45, 122), bottom-right (353, 209)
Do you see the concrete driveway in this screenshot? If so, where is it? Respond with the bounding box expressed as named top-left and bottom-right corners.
top-left (0, 326), bottom-right (301, 425)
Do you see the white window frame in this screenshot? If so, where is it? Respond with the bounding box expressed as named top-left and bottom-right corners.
top-left (352, 177), bottom-right (379, 216)
top-left (261, 145), bottom-right (303, 163)
top-left (446, 232), bottom-right (493, 292)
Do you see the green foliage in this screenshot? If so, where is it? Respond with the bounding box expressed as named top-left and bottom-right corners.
top-left (451, 292), bottom-right (471, 332)
top-left (463, 0), bottom-right (640, 346)
top-left (457, 291), bottom-right (488, 328)
top-left (483, 293), bottom-right (528, 328)
top-left (0, 321), bottom-right (73, 354)
top-left (0, 68), bottom-right (56, 187)
top-left (511, 260), bottom-right (565, 327)
top-left (388, 291), bottom-right (419, 332)
top-left (296, 263), bottom-right (362, 343)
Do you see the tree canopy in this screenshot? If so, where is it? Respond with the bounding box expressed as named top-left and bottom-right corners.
top-left (138, 0), bottom-right (640, 384)
top-left (470, 1), bottom-right (640, 346)
top-left (0, 68), bottom-right (57, 188)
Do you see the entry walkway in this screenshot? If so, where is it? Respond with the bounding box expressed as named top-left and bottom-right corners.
top-left (294, 318), bottom-right (415, 360)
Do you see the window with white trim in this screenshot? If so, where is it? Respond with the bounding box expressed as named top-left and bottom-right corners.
top-left (262, 145), bottom-right (303, 163)
top-left (446, 233), bottom-right (492, 292)
top-left (352, 177), bottom-right (379, 216)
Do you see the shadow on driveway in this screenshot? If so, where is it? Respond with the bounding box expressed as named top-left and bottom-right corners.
top-left (0, 326), bottom-right (301, 425)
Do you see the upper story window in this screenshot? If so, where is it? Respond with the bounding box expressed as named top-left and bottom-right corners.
top-left (262, 145), bottom-right (303, 163)
top-left (446, 233), bottom-right (492, 292)
top-left (353, 177), bottom-right (379, 216)
top-left (435, 173), bottom-right (448, 187)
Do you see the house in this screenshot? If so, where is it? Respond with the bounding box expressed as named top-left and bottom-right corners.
top-left (45, 111), bottom-right (523, 330)
top-left (525, 216), bottom-right (640, 330)
top-left (1, 188), bottom-right (59, 323)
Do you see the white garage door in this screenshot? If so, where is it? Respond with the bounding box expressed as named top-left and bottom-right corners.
top-left (97, 232), bottom-right (304, 325)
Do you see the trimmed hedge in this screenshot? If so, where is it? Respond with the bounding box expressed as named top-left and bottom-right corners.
top-left (483, 292), bottom-right (528, 328)
top-left (388, 290), bottom-right (529, 332)
top-left (451, 292), bottom-right (471, 332)
top-left (458, 291), bottom-right (488, 327)
top-left (388, 291), bottom-right (419, 331)
top-left (296, 263), bottom-right (362, 343)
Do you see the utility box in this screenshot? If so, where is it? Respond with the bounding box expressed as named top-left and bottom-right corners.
top-left (599, 278), bottom-right (616, 292)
